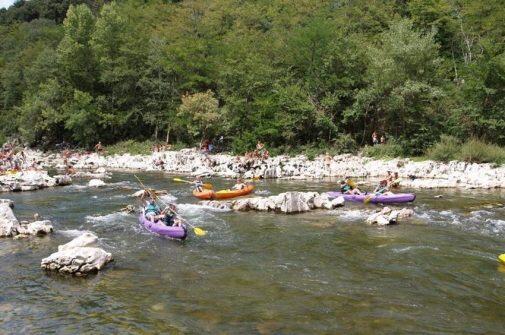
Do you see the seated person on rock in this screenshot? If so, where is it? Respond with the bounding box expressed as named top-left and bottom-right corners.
top-left (232, 178), bottom-right (247, 190)
top-left (340, 179), bottom-right (362, 195)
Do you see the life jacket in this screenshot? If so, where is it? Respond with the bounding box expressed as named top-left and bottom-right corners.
top-left (145, 203), bottom-right (160, 215)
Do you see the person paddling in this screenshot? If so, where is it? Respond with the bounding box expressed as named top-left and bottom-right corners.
top-left (193, 176), bottom-right (204, 192)
top-left (373, 180), bottom-right (393, 195)
top-left (340, 179), bottom-right (362, 195)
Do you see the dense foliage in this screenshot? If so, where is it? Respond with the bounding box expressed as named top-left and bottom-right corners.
top-left (1, 0), bottom-right (504, 155)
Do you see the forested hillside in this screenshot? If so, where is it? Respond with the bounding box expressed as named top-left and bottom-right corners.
top-left (1, 0), bottom-right (504, 156)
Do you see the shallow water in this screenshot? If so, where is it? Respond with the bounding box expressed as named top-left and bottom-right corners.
top-left (1, 173), bottom-right (505, 334)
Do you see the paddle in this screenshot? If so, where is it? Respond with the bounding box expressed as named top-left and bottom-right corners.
top-left (134, 175), bottom-right (207, 236)
top-left (173, 177), bottom-right (213, 190)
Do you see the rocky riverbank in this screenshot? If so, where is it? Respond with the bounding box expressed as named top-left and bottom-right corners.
top-left (21, 148), bottom-right (505, 189)
top-left (0, 170), bottom-right (71, 192)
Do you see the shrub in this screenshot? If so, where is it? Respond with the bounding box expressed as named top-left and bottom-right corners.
top-left (457, 138), bottom-right (505, 165)
top-left (105, 140), bottom-right (155, 156)
top-left (362, 142), bottom-right (404, 158)
top-left (426, 135), bottom-right (460, 162)
top-left (331, 134), bottom-right (358, 154)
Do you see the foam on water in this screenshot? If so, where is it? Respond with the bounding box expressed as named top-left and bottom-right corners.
top-left (58, 229), bottom-right (91, 237)
top-left (159, 194), bottom-right (178, 203)
top-left (392, 245), bottom-right (440, 253)
top-left (416, 206), bottom-right (505, 236)
top-left (330, 208), bottom-right (372, 220)
top-left (255, 189), bottom-right (271, 195)
top-left (85, 211), bottom-right (130, 223)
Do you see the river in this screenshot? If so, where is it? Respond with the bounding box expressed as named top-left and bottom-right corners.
top-left (1, 172), bottom-right (505, 334)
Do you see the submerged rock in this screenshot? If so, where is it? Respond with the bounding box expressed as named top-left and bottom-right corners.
top-left (88, 179), bottom-right (106, 187)
top-left (41, 247), bottom-right (113, 276)
top-left (366, 207), bottom-right (414, 226)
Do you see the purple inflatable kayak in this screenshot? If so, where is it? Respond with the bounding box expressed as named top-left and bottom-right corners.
top-left (327, 191), bottom-right (416, 204)
top-left (139, 212), bottom-right (187, 240)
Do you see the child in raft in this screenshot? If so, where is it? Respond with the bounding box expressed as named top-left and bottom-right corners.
top-left (340, 179), bottom-right (362, 195)
top-left (145, 200), bottom-right (182, 227)
top-left (232, 178), bottom-right (247, 190)
top-left (193, 176), bottom-right (204, 192)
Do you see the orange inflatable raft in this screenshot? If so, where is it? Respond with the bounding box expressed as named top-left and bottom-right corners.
top-left (193, 185), bottom-right (255, 200)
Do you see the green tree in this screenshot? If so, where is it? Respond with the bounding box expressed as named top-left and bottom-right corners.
top-left (346, 19), bottom-right (445, 154)
top-left (177, 90), bottom-right (221, 141)
top-left (57, 3), bottom-right (96, 92)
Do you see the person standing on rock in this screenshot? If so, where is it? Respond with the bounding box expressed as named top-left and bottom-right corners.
top-left (372, 131), bottom-right (379, 145)
top-left (94, 142), bottom-right (103, 154)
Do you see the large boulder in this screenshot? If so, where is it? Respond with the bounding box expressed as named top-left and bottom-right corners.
top-left (41, 247), bottom-right (113, 276)
top-left (0, 203), bottom-right (20, 237)
top-left (279, 192), bottom-right (311, 213)
top-left (58, 232), bottom-right (98, 251)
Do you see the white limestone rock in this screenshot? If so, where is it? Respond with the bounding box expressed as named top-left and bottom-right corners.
top-left (88, 179), bottom-right (106, 187)
top-left (0, 199), bottom-right (14, 208)
top-left (41, 247), bottom-right (113, 276)
top-left (58, 232), bottom-right (98, 251)
top-left (17, 220), bottom-right (53, 236)
top-left (366, 207), bottom-right (413, 226)
top-left (0, 203), bottom-right (20, 237)
top-left (330, 196), bottom-right (345, 208)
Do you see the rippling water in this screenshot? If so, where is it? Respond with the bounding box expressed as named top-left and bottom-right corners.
top-left (1, 173), bottom-right (505, 334)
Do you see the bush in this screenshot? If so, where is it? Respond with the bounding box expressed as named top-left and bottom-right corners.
top-left (457, 138), bottom-right (505, 164)
top-left (426, 135), bottom-right (460, 162)
top-left (331, 134), bottom-right (358, 154)
top-left (362, 142), bottom-right (404, 158)
top-left (105, 140), bottom-right (155, 156)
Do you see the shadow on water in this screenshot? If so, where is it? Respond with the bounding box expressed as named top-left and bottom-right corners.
top-left (1, 172), bottom-right (505, 333)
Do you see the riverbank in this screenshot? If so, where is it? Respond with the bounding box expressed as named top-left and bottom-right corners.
top-left (21, 148), bottom-right (505, 189)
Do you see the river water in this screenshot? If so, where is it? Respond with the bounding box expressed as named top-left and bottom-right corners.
top-left (1, 172), bottom-right (505, 334)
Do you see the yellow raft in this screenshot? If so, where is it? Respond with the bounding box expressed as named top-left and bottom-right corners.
top-left (498, 254), bottom-right (505, 265)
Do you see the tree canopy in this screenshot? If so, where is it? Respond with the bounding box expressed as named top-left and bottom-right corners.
top-left (0, 0), bottom-right (504, 153)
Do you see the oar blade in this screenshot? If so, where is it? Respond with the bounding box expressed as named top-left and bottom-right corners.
top-left (193, 227), bottom-right (207, 236)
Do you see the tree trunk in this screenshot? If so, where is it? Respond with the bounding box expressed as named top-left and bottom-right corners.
top-left (166, 126), bottom-right (170, 143)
